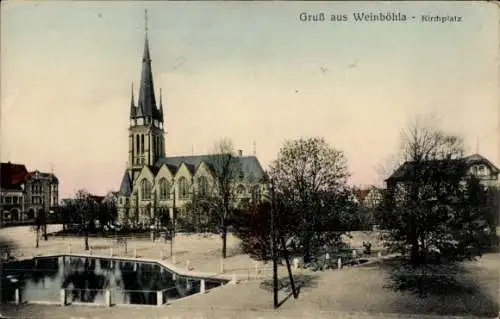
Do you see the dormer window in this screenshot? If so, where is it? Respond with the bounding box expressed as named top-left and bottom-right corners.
top-left (477, 165), bottom-right (486, 176)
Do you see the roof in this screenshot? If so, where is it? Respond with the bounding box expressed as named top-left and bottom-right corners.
top-left (353, 188), bottom-right (371, 203)
top-left (0, 162), bottom-right (28, 190)
top-left (26, 170), bottom-right (59, 183)
top-left (386, 154), bottom-right (499, 182)
top-left (89, 195), bottom-right (105, 204)
top-left (155, 155), bottom-right (265, 182)
top-left (118, 169), bottom-right (133, 196)
top-left (464, 153), bottom-right (500, 173)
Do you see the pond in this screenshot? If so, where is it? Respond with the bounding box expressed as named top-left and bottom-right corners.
top-left (1, 256), bottom-right (227, 306)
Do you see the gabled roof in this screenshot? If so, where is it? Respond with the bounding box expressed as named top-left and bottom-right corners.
top-left (353, 188), bottom-right (371, 203)
top-left (464, 153), bottom-right (500, 173)
top-left (118, 169), bottom-right (132, 196)
top-left (155, 155), bottom-right (265, 181)
top-left (386, 154), bottom-right (499, 182)
top-left (1, 162), bottom-right (28, 190)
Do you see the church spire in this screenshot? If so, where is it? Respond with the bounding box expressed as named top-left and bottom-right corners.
top-left (129, 82), bottom-right (136, 118)
top-left (137, 9), bottom-right (156, 119)
top-left (159, 88), bottom-right (164, 122)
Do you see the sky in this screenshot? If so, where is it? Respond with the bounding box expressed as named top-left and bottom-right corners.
top-left (1, 1), bottom-right (498, 199)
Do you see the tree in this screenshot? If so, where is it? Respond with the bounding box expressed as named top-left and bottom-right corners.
top-left (33, 209), bottom-right (48, 248)
top-left (204, 138), bottom-right (242, 259)
top-left (73, 189), bottom-right (97, 251)
top-left (380, 116), bottom-right (496, 265)
top-left (233, 200), bottom-right (272, 260)
top-left (268, 137), bottom-right (352, 263)
top-left (99, 192), bottom-right (118, 228)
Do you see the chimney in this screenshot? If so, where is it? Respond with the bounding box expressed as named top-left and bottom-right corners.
top-left (238, 150), bottom-right (243, 156)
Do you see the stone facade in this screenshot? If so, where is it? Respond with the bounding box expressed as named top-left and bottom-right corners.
top-left (115, 13), bottom-right (266, 228)
top-left (0, 162), bottom-right (59, 223)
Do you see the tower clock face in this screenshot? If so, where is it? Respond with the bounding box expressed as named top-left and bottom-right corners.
top-left (137, 118), bottom-right (144, 126)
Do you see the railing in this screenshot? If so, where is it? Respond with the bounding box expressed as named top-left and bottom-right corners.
top-left (3, 282), bottom-right (224, 307)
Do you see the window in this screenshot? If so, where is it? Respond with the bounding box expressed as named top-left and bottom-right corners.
top-left (141, 179), bottom-right (152, 200)
top-left (141, 135), bottom-right (145, 154)
top-left (178, 177), bottom-right (189, 199)
top-left (159, 178), bottom-right (170, 200)
top-left (198, 176), bottom-right (209, 196)
top-left (136, 135), bottom-right (140, 155)
top-left (478, 165), bottom-right (487, 176)
top-left (251, 185), bottom-right (261, 202)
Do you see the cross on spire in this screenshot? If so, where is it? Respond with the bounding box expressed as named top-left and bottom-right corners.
top-left (144, 9), bottom-right (149, 37)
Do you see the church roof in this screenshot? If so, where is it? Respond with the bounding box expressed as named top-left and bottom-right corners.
top-left (118, 170), bottom-right (133, 196)
top-left (155, 155), bottom-right (266, 181)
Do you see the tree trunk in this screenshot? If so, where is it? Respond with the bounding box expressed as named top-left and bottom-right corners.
top-left (35, 226), bottom-right (40, 248)
top-left (221, 222), bottom-right (227, 259)
top-left (84, 230), bottom-right (89, 251)
top-left (302, 228), bottom-right (312, 263)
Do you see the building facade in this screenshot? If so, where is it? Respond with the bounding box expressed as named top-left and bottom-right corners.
top-left (0, 163), bottom-right (59, 224)
top-left (116, 13), bottom-right (266, 227)
top-left (385, 153), bottom-right (500, 207)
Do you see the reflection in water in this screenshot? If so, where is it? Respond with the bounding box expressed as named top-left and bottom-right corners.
top-left (1, 256), bottom-right (226, 305)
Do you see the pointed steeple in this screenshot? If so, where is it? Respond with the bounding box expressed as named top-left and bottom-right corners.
top-left (158, 88), bottom-right (164, 122)
top-left (130, 82), bottom-right (136, 118)
top-left (137, 9), bottom-right (156, 119)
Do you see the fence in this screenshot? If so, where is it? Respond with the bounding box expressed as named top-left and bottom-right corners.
top-left (3, 278), bottom-right (228, 307)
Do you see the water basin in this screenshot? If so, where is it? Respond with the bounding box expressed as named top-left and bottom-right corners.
top-left (1, 255), bottom-right (227, 306)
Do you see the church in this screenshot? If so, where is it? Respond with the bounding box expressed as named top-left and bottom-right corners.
top-left (116, 13), bottom-right (266, 228)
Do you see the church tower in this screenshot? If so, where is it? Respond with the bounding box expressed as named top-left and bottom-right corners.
top-left (128, 10), bottom-right (165, 182)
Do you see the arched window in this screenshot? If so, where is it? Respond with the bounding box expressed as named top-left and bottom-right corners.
top-left (141, 179), bottom-right (152, 200)
top-left (178, 177), bottom-right (189, 199)
top-left (198, 176), bottom-right (209, 196)
top-left (251, 185), bottom-right (261, 202)
top-left (141, 134), bottom-right (145, 154)
top-left (136, 135), bottom-right (140, 155)
top-left (159, 178), bottom-right (170, 200)
top-left (236, 184), bottom-right (246, 196)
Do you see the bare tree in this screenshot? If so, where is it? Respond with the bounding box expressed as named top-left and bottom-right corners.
top-left (269, 137), bottom-right (351, 263)
top-left (204, 138), bottom-right (242, 259)
top-left (74, 189), bottom-right (96, 251)
top-left (380, 115), bottom-right (493, 266)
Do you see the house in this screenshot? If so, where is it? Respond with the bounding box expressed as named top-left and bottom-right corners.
top-left (0, 163), bottom-right (59, 224)
top-left (0, 162), bottom-right (28, 223)
top-left (385, 153), bottom-right (500, 209)
top-left (353, 186), bottom-right (384, 209)
top-left (386, 153), bottom-right (499, 188)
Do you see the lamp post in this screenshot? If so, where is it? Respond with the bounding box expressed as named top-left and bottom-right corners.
top-left (270, 178), bottom-right (278, 308)
top-left (170, 179), bottom-right (176, 258)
